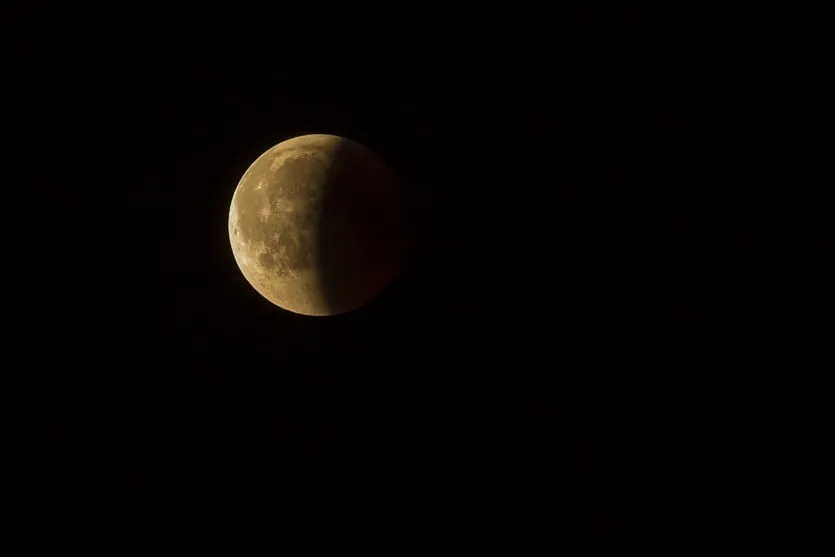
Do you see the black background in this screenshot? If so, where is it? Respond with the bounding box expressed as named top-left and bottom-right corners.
top-left (9, 16), bottom-right (800, 551)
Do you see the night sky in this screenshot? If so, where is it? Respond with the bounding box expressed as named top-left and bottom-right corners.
top-left (25, 23), bottom-right (797, 551)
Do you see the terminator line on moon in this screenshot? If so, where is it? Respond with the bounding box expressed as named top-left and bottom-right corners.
top-left (229, 134), bottom-right (408, 316)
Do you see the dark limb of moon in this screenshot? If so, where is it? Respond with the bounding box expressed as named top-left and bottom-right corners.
top-left (229, 134), bottom-right (408, 316)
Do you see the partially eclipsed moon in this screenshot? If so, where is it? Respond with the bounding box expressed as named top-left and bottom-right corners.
top-left (229, 134), bottom-right (408, 316)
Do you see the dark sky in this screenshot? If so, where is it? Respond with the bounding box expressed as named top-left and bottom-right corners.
top-left (18, 22), bottom-right (799, 551)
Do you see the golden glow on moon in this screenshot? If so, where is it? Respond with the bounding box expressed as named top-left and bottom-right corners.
top-left (229, 134), bottom-right (406, 316)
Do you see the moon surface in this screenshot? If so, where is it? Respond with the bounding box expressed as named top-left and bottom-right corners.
top-left (229, 134), bottom-right (408, 316)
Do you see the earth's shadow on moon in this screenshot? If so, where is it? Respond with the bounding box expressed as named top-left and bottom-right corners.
top-left (313, 138), bottom-right (413, 317)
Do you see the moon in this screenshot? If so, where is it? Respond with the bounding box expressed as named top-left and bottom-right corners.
top-left (228, 134), bottom-right (408, 316)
